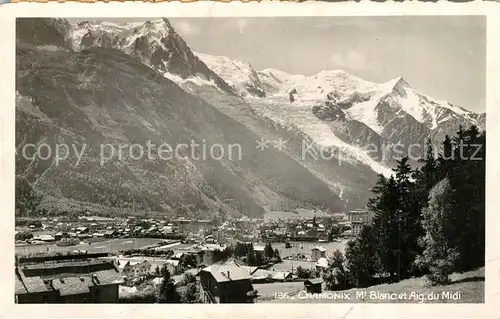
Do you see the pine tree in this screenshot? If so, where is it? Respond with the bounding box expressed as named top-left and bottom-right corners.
top-left (394, 157), bottom-right (424, 280)
top-left (345, 225), bottom-right (378, 287)
top-left (273, 248), bottom-right (281, 262)
top-left (323, 250), bottom-right (349, 290)
top-left (264, 243), bottom-right (274, 259)
top-left (448, 126), bottom-right (485, 271)
top-left (246, 250), bottom-right (256, 266)
top-left (368, 157), bottom-right (423, 281)
top-left (157, 267), bottom-right (181, 303)
top-left (368, 174), bottom-right (400, 281)
top-left (414, 139), bottom-right (438, 206)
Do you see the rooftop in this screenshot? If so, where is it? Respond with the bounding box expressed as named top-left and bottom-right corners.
top-left (305, 278), bottom-right (324, 285)
top-left (315, 257), bottom-right (329, 268)
top-left (15, 266), bottom-right (122, 296)
top-left (198, 260), bottom-right (253, 283)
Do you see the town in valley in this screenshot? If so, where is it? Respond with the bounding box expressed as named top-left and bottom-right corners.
top-left (15, 209), bottom-right (369, 303)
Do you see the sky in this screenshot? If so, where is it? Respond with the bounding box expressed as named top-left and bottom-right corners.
top-left (68, 16), bottom-right (486, 112)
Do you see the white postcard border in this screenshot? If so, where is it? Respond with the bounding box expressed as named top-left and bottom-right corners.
top-left (1, 2), bottom-right (499, 319)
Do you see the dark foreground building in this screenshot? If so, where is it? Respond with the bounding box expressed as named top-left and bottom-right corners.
top-left (15, 253), bottom-right (123, 303)
top-left (197, 260), bottom-right (255, 303)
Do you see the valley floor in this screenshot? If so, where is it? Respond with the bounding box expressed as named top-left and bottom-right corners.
top-left (15, 238), bottom-right (167, 256)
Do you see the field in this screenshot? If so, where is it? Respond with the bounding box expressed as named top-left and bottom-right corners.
top-left (267, 267), bottom-right (485, 303)
top-left (15, 238), bottom-right (166, 256)
top-left (275, 240), bottom-right (349, 259)
top-left (254, 282), bottom-right (305, 302)
top-left (269, 260), bottom-right (315, 272)
top-left (264, 209), bottom-right (331, 221)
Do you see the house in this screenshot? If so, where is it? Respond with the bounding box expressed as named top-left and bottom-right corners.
top-left (304, 278), bottom-right (324, 294)
top-left (201, 244), bottom-right (226, 265)
top-left (197, 260), bottom-right (255, 303)
top-left (311, 246), bottom-right (326, 261)
top-left (15, 253), bottom-right (122, 303)
top-left (28, 220), bottom-right (42, 228)
top-left (76, 227), bottom-right (89, 234)
top-left (38, 235), bottom-right (55, 242)
top-left (315, 257), bottom-right (329, 274)
top-left (54, 232), bottom-right (68, 241)
top-left (118, 260), bottom-right (152, 279)
top-left (271, 271), bottom-right (293, 282)
top-left (164, 259), bottom-right (181, 275)
top-left (171, 252), bottom-right (185, 260)
top-left (104, 230), bottom-right (116, 238)
top-left (253, 244), bottom-right (265, 260)
top-left (347, 209), bottom-right (373, 236)
top-left (251, 269), bottom-right (274, 283)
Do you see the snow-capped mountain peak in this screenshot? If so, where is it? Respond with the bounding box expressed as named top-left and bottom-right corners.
top-left (195, 52), bottom-right (266, 97)
top-left (69, 18), bottom-right (237, 95)
top-left (198, 53), bottom-right (483, 165)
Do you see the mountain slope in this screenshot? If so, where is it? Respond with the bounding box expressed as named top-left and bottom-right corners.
top-left (16, 18), bottom-right (350, 217)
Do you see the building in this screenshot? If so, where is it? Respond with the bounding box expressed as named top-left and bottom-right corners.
top-left (249, 268), bottom-right (272, 283)
top-left (33, 234), bottom-right (55, 242)
top-left (311, 246), bottom-right (326, 261)
top-left (200, 244), bottom-right (226, 265)
top-left (253, 245), bottom-right (265, 260)
top-left (271, 271), bottom-right (293, 282)
top-left (164, 259), bottom-right (181, 275)
top-left (118, 260), bottom-right (152, 279)
top-left (15, 253), bottom-right (122, 303)
top-left (104, 230), bottom-right (117, 238)
top-left (347, 209), bottom-right (373, 236)
top-left (315, 257), bottom-right (328, 274)
top-left (304, 278), bottom-right (324, 294)
top-left (197, 260), bottom-right (255, 303)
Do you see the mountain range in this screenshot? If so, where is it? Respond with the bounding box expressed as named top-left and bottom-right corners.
top-left (15, 18), bottom-right (485, 218)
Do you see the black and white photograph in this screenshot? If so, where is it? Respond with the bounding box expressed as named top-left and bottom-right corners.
top-left (11, 14), bottom-right (488, 306)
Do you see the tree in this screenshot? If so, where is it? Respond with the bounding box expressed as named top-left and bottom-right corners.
top-left (273, 249), bottom-right (281, 262)
top-left (156, 267), bottom-right (181, 303)
top-left (246, 249), bottom-right (257, 266)
top-left (415, 178), bottom-right (459, 285)
top-left (15, 175), bottom-right (42, 217)
top-left (181, 282), bottom-right (199, 303)
top-left (368, 157), bottom-right (423, 281)
top-left (328, 224), bottom-right (343, 241)
top-left (180, 272), bottom-right (197, 286)
top-left (448, 127), bottom-right (485, 271)
top-left (414, 139), bottom-right (438, 209)
top-left (368, 174), bottom-right (400, 281)
top-left (345, 226), bottom-right (378, 288)
top-left (435, 126), bottom-right (485, 272)
top-left (296, 266), bottom-right (314, 279)
top-left (264, 243), bottom-right (274, 259)
top-left (323, 250), bottom-right (349, 290)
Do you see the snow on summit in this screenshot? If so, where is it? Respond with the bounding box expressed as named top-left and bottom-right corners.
top-left (186, 53), bottom-right (483, 178)
top-left (195, 52), bottom-right (266, 97)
